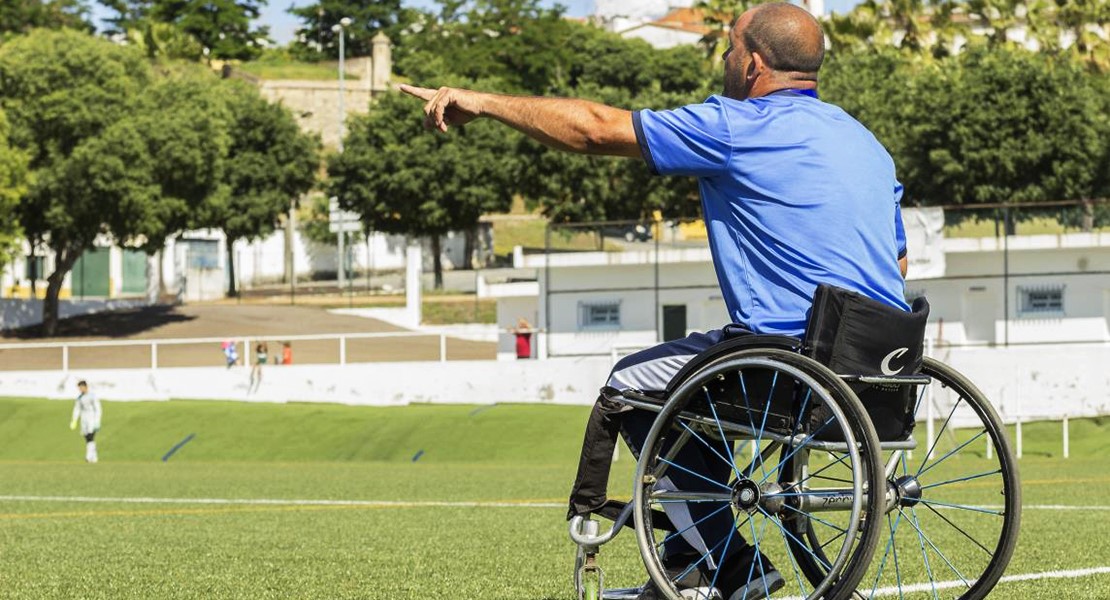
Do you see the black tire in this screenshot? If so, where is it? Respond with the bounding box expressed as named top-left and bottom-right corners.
top-left (632, 348), bottom-right (885, 600)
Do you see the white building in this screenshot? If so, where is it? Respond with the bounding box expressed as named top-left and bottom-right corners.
top-left (482, 211), bottom-right (1110, 359)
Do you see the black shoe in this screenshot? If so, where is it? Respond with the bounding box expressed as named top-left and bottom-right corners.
top-left (636, 553), bottom-right (720, 599)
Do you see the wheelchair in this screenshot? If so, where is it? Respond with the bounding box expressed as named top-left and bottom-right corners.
top-left (569, 287), bottom-right (1021, 600)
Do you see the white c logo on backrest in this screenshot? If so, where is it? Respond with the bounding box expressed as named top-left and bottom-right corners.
top-left (881, 348), bottom-right (910, 375)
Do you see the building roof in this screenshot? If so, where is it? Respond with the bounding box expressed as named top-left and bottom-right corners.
top-left (617, 7), bottom-right (718, 38)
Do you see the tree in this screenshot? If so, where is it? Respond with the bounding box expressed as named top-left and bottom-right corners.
top-left (289, 0), bottom-right (416, 61)
top-left (823, 45), bottom-right (1109, 230)
top-left (0, 0), bottom-right (90, 34)
top-left (327, 85), bottom-right (518, 288)
top-left (148, 0), bottom-right (270, 60)
top-left (0, 110), bottom-right (28, 269)
top-left (198, 81), bottom-right (320, 296)
top-left (0, 30), bottom-right (156, 334)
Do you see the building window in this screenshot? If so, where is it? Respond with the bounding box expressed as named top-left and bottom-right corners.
top-left (1018, 285), bottom-right (1064, 317)
top-left (580, 301), bottom-right (621, 329)
top-left (25, 255), bottom-right (44, 280)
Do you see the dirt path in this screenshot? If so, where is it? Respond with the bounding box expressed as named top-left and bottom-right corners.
top-left (0, 304), bottom-right (494, 371)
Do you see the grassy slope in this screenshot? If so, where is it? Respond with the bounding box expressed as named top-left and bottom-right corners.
top-left (0, 398), bottom-right (590, 463)
top-left (1, 399), bottom-right (1108, 599)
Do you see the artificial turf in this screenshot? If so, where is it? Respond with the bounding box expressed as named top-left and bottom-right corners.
top-left (0, 398), bottom-right (1107, 599)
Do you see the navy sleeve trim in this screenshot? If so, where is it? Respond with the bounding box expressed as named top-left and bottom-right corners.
top-left (631, 111), bottom-right (660, 176)
top-left (898, 246), bottom-right (908, 259)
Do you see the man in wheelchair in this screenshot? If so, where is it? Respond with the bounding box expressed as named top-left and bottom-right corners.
top-left (401, 3), bottom-right (922, 598)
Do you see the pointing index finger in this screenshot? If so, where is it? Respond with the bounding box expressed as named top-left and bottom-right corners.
top-left (398, 84), bottom-right (435, 101)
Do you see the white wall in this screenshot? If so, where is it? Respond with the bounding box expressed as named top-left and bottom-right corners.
top-left (2, 344), bottom-right (1105, 424)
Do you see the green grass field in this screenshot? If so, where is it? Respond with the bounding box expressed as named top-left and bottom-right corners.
top-left (0, 398), bottom-right (1107, 599)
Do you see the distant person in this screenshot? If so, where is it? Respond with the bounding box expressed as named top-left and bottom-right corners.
top-left (222, 340), bottom-right (238, 368)
top-left (69, 380), bottom-right (101, 463)
top-left (282, 342), bottom-right (293, 365)
top-left (249, 342), bottom-right (268, 393)
top-left (512, 317), bottom-right (533, 359)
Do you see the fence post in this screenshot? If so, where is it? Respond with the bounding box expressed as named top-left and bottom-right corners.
top-left (1062, 415), bottom-right (1069, 459)
top-left (62, 345), bottom-right (69, 374)
top-left (1015, 389), bottom-right (1023, 459)
top-left (339, 336), bottom-right (346, 366)
top-left (243, 338), bottom-right (249, 369)
top-left (151, 343), bottom-right (158, 371)
top-left (439, 333), bottom-right (447, 363)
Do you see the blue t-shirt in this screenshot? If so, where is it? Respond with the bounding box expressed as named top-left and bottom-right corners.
top-left (633, 90), bottom-right (909, 337)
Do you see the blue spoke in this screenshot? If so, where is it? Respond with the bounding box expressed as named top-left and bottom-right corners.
top-left (890, 512), bottom-right (905, 600)
top-left (708, 512), bottom-right (740, 596)
top-left (679, 419), bottom-right (742, 481)
top-left (916, 397), bottom-right (963, 477)
top-left (903, 507), bottom-right (941, 600)
top-left (780, 512), bottom-right (810, 598)
top-left (905, 505), bottom-right (971, 587)
top-left (671, 513), bottom-right (744, 585)
top-left (701, 389), bottom-right (743, 482)
top-left (921, 501), bottom-right (994, 558)
top-left (657, 457), bottom-right (733, 492)
top-left (742, 511), bottom-right (774, 599)
top-left (920, 468), bottom-right (1003, 491)
top-left (781, 503), bottom-right (847, 534)
top-left (755, 506), bottom-right (833, 571)
top-left (792, 451), bottom-right (851, 489)
top-left (751, 371), bottom-right (779, 479)
top-left (869, 510), bottom-right (905, 598)
top-left (918, 430), bottom-right (989, 478)
top-left (656, 503), bottom-right (734, 548)
top-left (759, 416), bottom-right (836, 485)
top-left (915, 498), bottom-right (1003, 516)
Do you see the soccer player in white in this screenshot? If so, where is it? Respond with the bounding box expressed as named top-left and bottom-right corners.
top-left (70, 380), bottom-right (101, 463)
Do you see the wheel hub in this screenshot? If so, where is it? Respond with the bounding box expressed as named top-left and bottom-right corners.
top-left (894, 475), bottom-right (923, 507)
top-left (731, 479), bottom-right (761, 512)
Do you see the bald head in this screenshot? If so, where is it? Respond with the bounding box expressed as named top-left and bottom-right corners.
top-left (738, 3), bottom-right (825, 76)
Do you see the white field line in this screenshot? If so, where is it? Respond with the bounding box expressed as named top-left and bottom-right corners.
top-left (1, 496), bottom-right (1108, 511)
top-left (777, 566), bottom-right (1110, 599)
top-left (0, 495), bottom-right (562, 509)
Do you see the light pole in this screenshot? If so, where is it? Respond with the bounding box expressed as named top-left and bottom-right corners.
top-left (332, 17), bottom-right (352, 290)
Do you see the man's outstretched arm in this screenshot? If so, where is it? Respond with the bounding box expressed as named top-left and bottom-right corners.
top-left (399, 84), bottom-right (642, 158)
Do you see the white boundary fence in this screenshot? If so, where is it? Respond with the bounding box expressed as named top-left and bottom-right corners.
top-left (0, 328), bottom-right (548, 371)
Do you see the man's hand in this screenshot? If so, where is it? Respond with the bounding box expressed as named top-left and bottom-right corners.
top-left (399, 84), bottom-right (484, 133)
top-left (69, 419), bottom-right (77, 431)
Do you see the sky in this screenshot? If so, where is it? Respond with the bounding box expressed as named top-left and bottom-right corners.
top-left (88, 0), bottom-right (859, 47)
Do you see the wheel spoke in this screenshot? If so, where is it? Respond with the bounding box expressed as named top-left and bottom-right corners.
top-left (921, 500), bottom-right (995, 558)
top-left (678, 418), bottom-right (742, 481)
top-left (917, 430), bottom-right (989, 478)
top-left (916, 397), bottom-right (963, 477)
top-left (902, 507), bottom-right (941, 600)
top-left (781, 503), bottom-right (847, 534)
top-left (657, 458), bottom-right (734, 492)
top-left (792, 451), bottom-right (851, 489)
top-left (708, 511), bottom-right (740, 597)
top-left (915, 498), bottom-right (1003, 516)
top-left (701, 388), bottom-right (744, 482)
top-left (779, 513), bottom-right (811, 598)
top-left (920, 468), bottom-right (1002, 491)
top-left (906, 505), bottom-right (971, 588)
top-left (868, 510), bottom-right (904, 599)
top-left (671, 513), bottom-right (747, 585)
top-left (656, 502), bottom-right (735, 549)
top-left (755, 506), bottom-right (833, 571)
top-left (759, 416), bottom-right (836, 485)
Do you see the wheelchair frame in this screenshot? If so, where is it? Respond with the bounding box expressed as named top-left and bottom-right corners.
top-left (569, 340), bottom-right (1021, 600)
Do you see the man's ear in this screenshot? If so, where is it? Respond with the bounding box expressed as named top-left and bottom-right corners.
top-left (749, 51), bottom-right (767, 78)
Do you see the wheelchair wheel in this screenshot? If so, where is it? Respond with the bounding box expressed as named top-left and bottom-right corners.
top-left (788, 357), bottom-right (1022, 599)
top-left (632, 348), bottom-right (885, 600)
